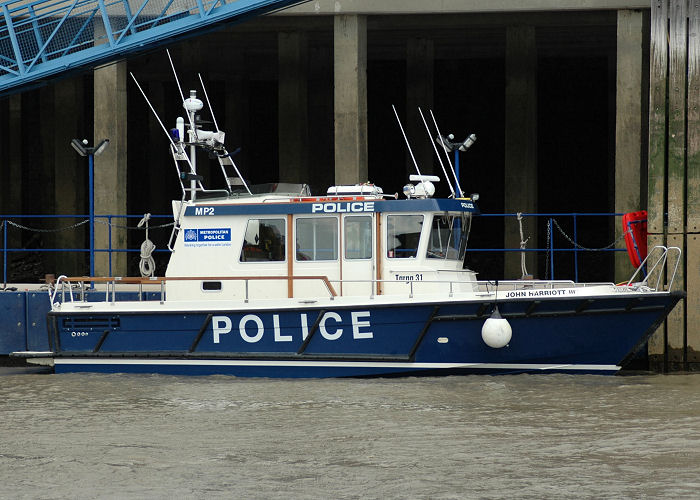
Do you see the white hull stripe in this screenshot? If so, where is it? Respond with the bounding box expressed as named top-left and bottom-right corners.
top-left (54, 358), bottom-right (621, 371)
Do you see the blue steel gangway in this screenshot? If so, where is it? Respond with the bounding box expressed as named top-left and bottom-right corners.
top-left (0, 0), bottom-right (305, 96)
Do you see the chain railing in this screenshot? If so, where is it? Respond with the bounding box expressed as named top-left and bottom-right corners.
top-left (465, 212), bottom-right (629, 282)
top-left (1, 212), bottom-right (632, 286)
top-left (1, 214), bottom-right (173, 285)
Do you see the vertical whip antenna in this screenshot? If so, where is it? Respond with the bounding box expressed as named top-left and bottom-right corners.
top-left (430, 109), bottom-right (463, 197)
top-left (166, 49), bottom-right (185, 102)
top-left (167, 49), bottom-right (198, 142)
top-left (198, 72), bottom-right (219, 132)
top-left (129, 72), bottom-right (196, 176)
top-left (130, 73), bottom-right (177, 148)
top-left (418, 107), bottom-right (455, 198)
top-left (392, 104), bottom-right (423, 179)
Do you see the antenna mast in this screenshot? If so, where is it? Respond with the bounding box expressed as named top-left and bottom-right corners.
top-left (430, 109), bottom-right (464, 197)
top-left (198, 73), bottom-right (219, 132)
top-left (392, 104), bottom-right (424, 180)
top-left (197, 73), bottom-right (252, 195)
top-left (418, 107), bottom-right (455, 198)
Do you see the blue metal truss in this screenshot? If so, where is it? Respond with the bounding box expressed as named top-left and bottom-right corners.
top-left (0, 0), bottom-right (303, 96)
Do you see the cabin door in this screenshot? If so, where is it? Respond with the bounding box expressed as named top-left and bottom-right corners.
top-left (292, 215), bottom-right (342, 299)
top-left (340, 214), bottom-right (375, 297)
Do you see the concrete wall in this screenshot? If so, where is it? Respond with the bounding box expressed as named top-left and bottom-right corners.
top-left (647, 0), bottom-right (700, 372)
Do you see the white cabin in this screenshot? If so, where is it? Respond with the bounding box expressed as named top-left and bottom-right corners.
top-left (164, 185), bottom-right (478, 302)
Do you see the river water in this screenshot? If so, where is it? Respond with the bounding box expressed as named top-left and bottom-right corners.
top-left (0, 369), bottom-right (699, 499)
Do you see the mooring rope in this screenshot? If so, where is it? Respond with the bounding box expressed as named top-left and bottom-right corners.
top-left (137, 213), bottom-right (156, 277)
top-left (517, 212), bottom-right (529, 279)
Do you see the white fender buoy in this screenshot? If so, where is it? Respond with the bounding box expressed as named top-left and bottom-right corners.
top-left (481, 306), bottom-right (512, 348)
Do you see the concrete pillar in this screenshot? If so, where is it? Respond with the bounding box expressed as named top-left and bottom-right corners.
top-left (406, 37), bottom-right (434, 178)
top-left (665, 0), bottom-right (689, 370)
top-left (308, 43), bottom-right (334, 194)
top-left (647, 0), bottom-right (699, 372)
top-left (40, 86), bottom-right (57, 276)
top-left (278, 31), bottom-right (309, 183)
top-left (54, 77), bottom-right (85, 276)
top-left (334, 14), bottom-right (368, 185)
top-left (7, 94), bottom-right (22, 251)
top-left (94, 61), bottom-right (127, 276)
top-left (223, 50), bottom-right (246, 180)
top-left (614, 10), bottom-right (645, 282)
top-left (647, 0), bottom-right (669, 370)
top-left (686, 0), bottom-right (700, 371)
top-left (145, 80), bottom-right (165, 211)
top-left (504, 25), bottom-right (537, 279)
top-left (0, 95), bottom-right (21, 282)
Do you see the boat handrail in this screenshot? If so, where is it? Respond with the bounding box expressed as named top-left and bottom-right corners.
top-left (330, 278), bottom-right (616, 299)
top-left (49, 268), bottom-right (681, 306)
top-left (51, 274), bottom-right (339, 304)
top-left (50, 274), bottom-right (629, 306)
top-left (50, 275), bottom-right (70, 305)
top-left (626, 245), bottom-right (681, 291)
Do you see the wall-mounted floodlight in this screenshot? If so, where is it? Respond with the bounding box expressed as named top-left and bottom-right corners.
top-left (71, 139), bottom-right (88, 156)
top-left (93, 139), bottom-right (110, 156)
top-left (71, 138), bottom-right (109, 157)
top-left (436, 133), bottom-right (476, 152)
top-left (435, 132), bottom-right (477, 198)
top-left (70, 138), bottom-right (109, 279)
top-left (459, 134), bottom-right (477, 152)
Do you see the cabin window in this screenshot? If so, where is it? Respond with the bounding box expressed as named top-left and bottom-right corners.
top-left (296, 217), bottom-right (338, 261)
top-left (201, 281), bottom-right (222, 291)
top-left (427, 213), bottom-right (472, 260)
top-left (240, 218), bottom-right (286, 262)
top-left (345, 216), bottom-right (372, 260)
top-left (387, 215), bottom-right (423, 258)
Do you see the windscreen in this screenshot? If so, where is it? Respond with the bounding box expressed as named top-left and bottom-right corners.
top-left (426, 213), bottom-right (472, 261)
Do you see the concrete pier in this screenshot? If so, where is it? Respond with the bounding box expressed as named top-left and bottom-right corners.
top-left (54, 77), bottom-right (85, 277)
top-left (278, 31), bottom-right (309, 184)
top-left (93, 61), bottom-right (128, 277)
top-left (333, 14), bottom-right (368, 186)
top-left (614, 9), bottom-right (646, 282)
top-left (504, 25), bottom-right (537, 280)
top-left (406, 37), bottom-right (435, 178)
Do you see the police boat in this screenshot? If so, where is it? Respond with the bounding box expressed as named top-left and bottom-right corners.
top-left (13, 64), bottom-right (683, 377)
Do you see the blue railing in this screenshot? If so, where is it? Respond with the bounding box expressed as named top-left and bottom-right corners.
top-left (0, 212), bottom-right (629, 285)
top-left (475, 212), bottom-right (627, 282)
top-left (0, 213), bottom-right (173, 283)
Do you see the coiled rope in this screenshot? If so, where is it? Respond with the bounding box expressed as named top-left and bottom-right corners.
top-left (517, 212), bottom-right (530, 279)
top-left (137, 213), bottom-right (155, 277)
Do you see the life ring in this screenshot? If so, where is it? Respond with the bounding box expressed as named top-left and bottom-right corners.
top-left (622, 211), bottom-right (647, 268)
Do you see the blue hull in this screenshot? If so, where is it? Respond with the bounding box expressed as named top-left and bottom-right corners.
top-left (47, 292), bottom-right (682, 377)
